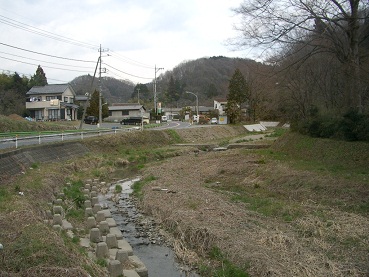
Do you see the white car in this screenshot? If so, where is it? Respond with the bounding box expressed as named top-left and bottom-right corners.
top-left (210, 118), bottom-right (218, 124)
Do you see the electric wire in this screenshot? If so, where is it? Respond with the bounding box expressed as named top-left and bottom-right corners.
top-left (0, 15), bottom-right (99, 50)
top-left (0, 55), bottom-right (94, 73)
top-left (0, 68), bottom-right (68, 83)
top-left (0, 50), bottom-right (93, 69)
top-left (108, 50), bottom-right (154, 69)
top-left (0, 42), bottom-right (96, 63)
top-left (104, 63), bottom-right (153, 80)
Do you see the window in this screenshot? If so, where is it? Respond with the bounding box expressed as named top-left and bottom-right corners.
top-left (122, 110), bottom-right (129, 116)
top-left (48, 109), bottom-right (59, 120)
top-left (64, 97), bottom-right (68, 103)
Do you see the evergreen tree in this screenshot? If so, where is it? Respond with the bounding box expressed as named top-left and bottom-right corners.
top-left (86, 90), bottom-right (109, 118)
top-left (226, 68), bottom-right (249, 123)
top-left (30, 65), bottom-right (48, 87)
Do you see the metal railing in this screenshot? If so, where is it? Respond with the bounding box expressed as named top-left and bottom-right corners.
top-left (0, 127), bottom-right (141, 150)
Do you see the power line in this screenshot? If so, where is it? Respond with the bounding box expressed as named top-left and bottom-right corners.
top-left (0, 14), bottom-right (99, 50)
top-left (108, 50), bottom-right (155, 69)
top-left (104, 63), bottom-right (153, 80)
top-left (0, 68), bottom-right (68, 83)
top-left (0, 42), bottom-right (96, 63)
top-left (0, 50), bottom-right (93, 69)
top-left (0, 55), bottom-right (94, 73)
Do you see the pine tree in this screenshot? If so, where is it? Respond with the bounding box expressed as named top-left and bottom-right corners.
top-left (226, 68), bottom-right (249, 124)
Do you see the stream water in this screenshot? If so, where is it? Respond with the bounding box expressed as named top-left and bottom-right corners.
top-left (98, 178), bottom-right (200, 277)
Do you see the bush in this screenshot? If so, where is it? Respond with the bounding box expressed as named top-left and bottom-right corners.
top-left (339, 109), bottom-right (369, 141)
top-left (293, 110), bottom-right (369, 142)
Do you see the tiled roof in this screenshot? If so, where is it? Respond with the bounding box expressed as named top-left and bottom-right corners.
top-left (26, 84), bottom-right (74, 95)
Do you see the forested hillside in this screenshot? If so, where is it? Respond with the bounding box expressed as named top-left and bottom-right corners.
top-left (156, 56), bottom-right (274, 107)
top-left (70, 75), bottom-right (136, 103)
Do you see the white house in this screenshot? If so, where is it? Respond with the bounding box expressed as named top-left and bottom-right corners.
top-left (214, 99), bottom-right (227, 115)
top-left (26, 84), bottom-right (78, 121)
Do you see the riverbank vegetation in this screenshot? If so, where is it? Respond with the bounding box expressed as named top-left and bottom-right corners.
top-left (0, 126), bottom-right (368, 276)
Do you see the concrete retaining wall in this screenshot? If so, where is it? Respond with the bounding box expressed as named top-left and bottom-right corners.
top-left (0, 142), bottom-right (90, 183)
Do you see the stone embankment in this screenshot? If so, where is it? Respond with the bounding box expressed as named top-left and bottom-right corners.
top-left (45, 179), bottom-right (148, 277)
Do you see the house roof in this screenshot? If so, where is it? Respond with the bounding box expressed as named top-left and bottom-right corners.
top-left (26, 84), bottom-right (75, 95)
top-left (109, 104), bottom-right (146, 111)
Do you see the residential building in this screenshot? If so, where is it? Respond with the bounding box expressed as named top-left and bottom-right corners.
top-left (214, 99), bottom-right (227, 115)
top-left (106, 103), bottom-right (149, 122)
top-left (26, 84), bottom-right (78, 121)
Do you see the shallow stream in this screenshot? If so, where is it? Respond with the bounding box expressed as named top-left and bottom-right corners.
top-left (98, 178), bottom-right (199, 277)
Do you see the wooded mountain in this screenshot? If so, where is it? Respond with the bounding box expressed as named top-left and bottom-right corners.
top-left (70, 56), bottom-right (270, 107)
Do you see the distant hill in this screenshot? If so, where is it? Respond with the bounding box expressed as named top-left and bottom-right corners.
top-left (157, 56), bottom-right (272, 106)
top-left (70, 56), bottom-right (273, 106)
top-left (69, 75), bottom-right (136, 104)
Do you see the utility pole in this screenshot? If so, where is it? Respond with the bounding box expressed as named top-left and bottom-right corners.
top-left (137, 86), bottom-right (140, 104)
top-left (98, 44), bottom-right (108, 127)
top-left (154, 65), bottom-right (163, 115)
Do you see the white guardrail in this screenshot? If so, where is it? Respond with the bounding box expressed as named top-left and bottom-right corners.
top-left (0, 127), bottom-right (141, 149)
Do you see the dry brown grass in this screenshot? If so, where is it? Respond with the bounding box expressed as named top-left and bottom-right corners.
top-left (139, 143), bottom-right (369, 276)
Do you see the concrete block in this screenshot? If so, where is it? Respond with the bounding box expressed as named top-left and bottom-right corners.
top-left (52, 224), bottom-right (62, 233)
top-left (123, 270), bottom-right (141, 277)
top-left (84, 184), bottom-right (91, 191)
top-left (84, 200), bottom-right (91, 208)
top-left (99, 221), bottom-right (110, 236)
top-left (86, 217), bottom-right (96, 229)
top-left (91, 196), bottom-right (98, 206)
top-left (85, 207), bottom-right (94, 217)
top-left (54, 198), bottom-right (63, 205)
top-left (106, 217), bottom-right (117, 227)
top-left (83, 189), bottom-right (90, 197)
top-left (53, 205), bottom-right (63, 216)
top-left (90, 191), bottom-right (97, 198)
top-left (106, 234), bottom-right (118, 249)
top-left (116, 249), bottom-right (129, 263)
top-left (108, 260), bottom-right (123, 277)
top-left (110, 227), bottom-right (123, 240)
top-left (93, 204), bottom-right (101, 214)
top-left (117, 239), bottom-right (133, 256)
top-left (129, 255), bottom-right (148, 277)
top-left (90, 227), bottom-right (102, 243)
top-left (95, 242), bottom-right (109, 259)
top-left (101, 209), bottom-right (112, 218)
top-left (91, 185), bottom-right (98, 192)
top-left (96, 211), bottom-right (105, 223)
top-left (53, 214), bottom-right (63, 226)
top-left (62, 219), bottom-right (73, 230)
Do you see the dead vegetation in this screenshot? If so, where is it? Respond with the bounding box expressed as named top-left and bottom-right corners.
top-left (0, 126), bottom-right (368, 276)
top-left (138, 133), bottom-right (369, 276)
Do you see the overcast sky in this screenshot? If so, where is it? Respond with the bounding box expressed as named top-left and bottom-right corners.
top-left (0, 0), bottom-right (255, 85)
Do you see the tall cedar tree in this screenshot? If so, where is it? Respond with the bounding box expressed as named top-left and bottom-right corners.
top-left (226, 68), bottom-right (249, 124)
top-left (30, 65), bottom-right (48, 87)
top-left (86, 90), bottom-right (109, 118)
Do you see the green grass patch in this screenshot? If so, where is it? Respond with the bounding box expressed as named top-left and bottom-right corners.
top-left (63, 180), bottom-right (85, 209)
top-left (115, 184), bottom-right (122, 193)
top-left (199, 247), bottom-right (250, 277)
top-left (165, 129), bottom-right (183, 143)
top-left (132, 175), bottom-right (157, 198)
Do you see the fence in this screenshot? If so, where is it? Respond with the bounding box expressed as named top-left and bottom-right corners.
top-left (0, 127), bottom-right (141, 150)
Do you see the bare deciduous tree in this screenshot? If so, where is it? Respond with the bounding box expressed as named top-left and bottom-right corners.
top-left (232, 0), bottom-right (369, 113)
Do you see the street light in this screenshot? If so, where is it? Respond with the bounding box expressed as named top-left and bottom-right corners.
top-left (185, 91), bottom-right (199, 124)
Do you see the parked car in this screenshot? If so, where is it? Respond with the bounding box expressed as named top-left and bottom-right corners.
top-left (210, 118), bottom-right (218, 124)
top-left (84, 116), bottom-right (98, 124)
top-left (120, 117), bottom-right (148, 125)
